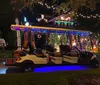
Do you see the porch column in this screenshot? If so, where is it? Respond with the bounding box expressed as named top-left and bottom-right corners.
top-left (31, 30), bottom-right (36, 49)
top-left (15, 18), bottom-right (21, 49)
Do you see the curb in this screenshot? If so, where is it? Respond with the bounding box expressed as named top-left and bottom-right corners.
top-left (0, 58), bottom-right (16, 66)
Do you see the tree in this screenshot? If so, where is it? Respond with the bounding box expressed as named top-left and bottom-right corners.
top-left (12, 0), bottom-right (100, 32)
top-left (0, 0), bottom-right (13, 26)
top-left (13, 0), bottom-right (98, 14)
top-left (0, 0), bottom-right (14, 39)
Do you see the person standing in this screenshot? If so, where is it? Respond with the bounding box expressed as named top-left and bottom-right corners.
top-left (28, 29), bottom-right (33, 54)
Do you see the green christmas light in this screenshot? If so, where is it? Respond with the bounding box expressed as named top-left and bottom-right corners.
top-left (56, 21), bottom-right (61, 25)
top-left (64, 21), bottom-right (68, 25)
top-left (70, 22), bottom-right (74, 25)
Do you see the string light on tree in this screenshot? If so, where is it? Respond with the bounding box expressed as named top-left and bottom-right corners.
top-left (61, 16), bottom-right (64, 20)
top-left (37, 2), bottom-right (57, 10)
top-left (67, 11), bottom-right (100, 19)
top-left (90, 15), bottom-right (93, 17)
top-left (87, 16), bottom-right (90, 19)
top-left (93, 16), bottom-right (96, 18)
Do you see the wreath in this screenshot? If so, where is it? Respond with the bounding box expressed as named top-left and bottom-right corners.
top-left (37, 34), bottom-right (42, 39)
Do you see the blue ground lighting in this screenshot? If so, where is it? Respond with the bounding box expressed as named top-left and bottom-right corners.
top-left (34, 65), bottom-right (89, 73)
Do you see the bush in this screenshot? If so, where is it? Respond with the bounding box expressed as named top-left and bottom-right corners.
top-left (0, 50), bottom-right (13, 58)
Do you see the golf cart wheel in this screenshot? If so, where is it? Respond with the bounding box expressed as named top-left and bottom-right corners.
top-left (90, 58), bottom-right (99, 68)
top-left (20, 61), bottom-right (34, 72)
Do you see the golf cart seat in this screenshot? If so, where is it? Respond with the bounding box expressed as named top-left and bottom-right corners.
top-left (34, 49), bottom-right (46, 57)
top-left (60, 45), bottom-right (71, 55)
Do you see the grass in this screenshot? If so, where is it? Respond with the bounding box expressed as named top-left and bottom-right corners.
top-left (0, 68), bottom-right (100, 85)
top-left (0, 50), bottom-right (13, 58)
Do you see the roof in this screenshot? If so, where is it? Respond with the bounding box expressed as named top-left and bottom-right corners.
top-left (11, 24), bottom-right (91, 33)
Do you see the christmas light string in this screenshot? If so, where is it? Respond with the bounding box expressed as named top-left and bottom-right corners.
top-left (68, 11), bottom-right (100, 19)
top-left (38, 2), bottom-right (57, 10)
top-left (38, 2), bottom-right (100, 19)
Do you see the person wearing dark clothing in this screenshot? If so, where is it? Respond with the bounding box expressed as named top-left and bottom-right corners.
top-left (28, 29), bottom-right (34, 54)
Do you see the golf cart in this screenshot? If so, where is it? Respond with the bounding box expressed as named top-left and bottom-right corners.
top-left (62, 46), bottom-right (99, 68)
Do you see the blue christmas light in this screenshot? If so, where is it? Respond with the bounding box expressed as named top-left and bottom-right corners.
top-left (15, 27), bottom-right (20, 30)
top-left (24, 28), bottom-right (28, 32)
top-left (34, 65), bottom-right (89, 73)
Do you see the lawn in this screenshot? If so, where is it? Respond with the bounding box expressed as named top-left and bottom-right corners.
top-left (0, 50), bottom-right (13, 58)
top-left (0, 68), bottom-right (100, 85)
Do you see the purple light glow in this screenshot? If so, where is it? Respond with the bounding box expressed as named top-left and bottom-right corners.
top-left (34, 65), bottom-right (89, 73)
top-left (15, 27), bottom-right (20, 30)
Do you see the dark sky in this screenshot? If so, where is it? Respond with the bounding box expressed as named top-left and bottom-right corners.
top-left (0, 0), bottom-right (13, 27)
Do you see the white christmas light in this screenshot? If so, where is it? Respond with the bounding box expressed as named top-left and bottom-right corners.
top-left (83, 16), bottom-right (86, 18)
top-left (24, 17), bottom-right (27, 22)
top-left (52, 6), bottom-right (54, 8)
top-left (72, 42), bottom-right (76, 46)
top-left (87, 16), bottom-right (90, 18)
top-left (45, 3), bottom-right (47, 6)
top-left (71, 11), bottom-right (74, 14)
top-left (93, 16), bottom-right (96, 18)
top-left (41, 3), bottom-right (43, 5)
top-left (76, 15), bottom-right (79, 17)
top-left (66, 17), bottom-right (69, 20)
top-left (25, 22), bottom-right (29, 26)
top-left (53, 7), bottom-right (55, 10)
top-left (61, 16), bottom-right (64, 20)
top-left (90, 15), bottom-right (93, 17)
top-left (96, 14), bottom-right (98, 16)
top-left (41, 14), bottom-right (44, 19)
top-left (48, 6), bottom-right (50, 9)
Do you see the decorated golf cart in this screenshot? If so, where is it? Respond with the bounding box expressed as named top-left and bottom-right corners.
top-left (10, 24), bottom-right (99, 72)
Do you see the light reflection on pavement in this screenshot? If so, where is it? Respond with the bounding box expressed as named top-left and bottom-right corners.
top-left (0, 62), bottom-right (8, 74)
top-left (34, 65), bottom-right (90, 73)
top-left (0, 62), bottom-right (91, 74)
top-left (0, 62), bottom-right (19, 74)
top-left (0, 68), bottom-right (8, 74)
